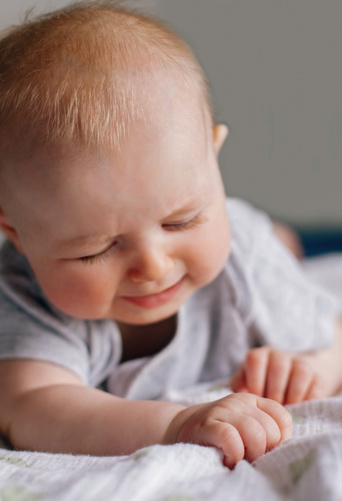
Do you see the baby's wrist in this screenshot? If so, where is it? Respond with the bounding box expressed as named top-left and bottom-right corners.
top-left (162, 403), bottom-right (205, 446)
top-left (163, 405), bottom-right (192, 445)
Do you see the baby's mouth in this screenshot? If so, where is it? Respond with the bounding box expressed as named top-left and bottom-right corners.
top-left (120, 277), bottom-right (185, 308)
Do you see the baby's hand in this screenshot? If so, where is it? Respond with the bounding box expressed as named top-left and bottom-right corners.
top-left (230, 346), bottom-right (326, 405)
top-left (164, 393), bottom-right (291, 468)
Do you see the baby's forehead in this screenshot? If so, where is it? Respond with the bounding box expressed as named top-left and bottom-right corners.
top-left (0, 103), bottom-right (212, 233)
top-left (7, 81), bottom-right (208, 174)
top-left (5, 65), bottom-right (208, 163)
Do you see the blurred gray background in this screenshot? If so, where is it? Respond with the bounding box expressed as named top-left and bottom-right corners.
top-left (1, 0), bottom-right (342, 229)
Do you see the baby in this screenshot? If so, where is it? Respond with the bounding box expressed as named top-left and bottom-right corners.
top-left (0, 1), bottom-right (341, 469)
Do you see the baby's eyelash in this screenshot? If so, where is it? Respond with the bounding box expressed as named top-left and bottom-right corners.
top-left (163, 214), bottom-right (205, 231)
top-left (79, 241), bottom-right (118, 264)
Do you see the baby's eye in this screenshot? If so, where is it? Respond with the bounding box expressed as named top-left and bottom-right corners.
top-left (79, 241), bottom-right (118, 264)
top-left (162, 214), bottom-right (204, 231)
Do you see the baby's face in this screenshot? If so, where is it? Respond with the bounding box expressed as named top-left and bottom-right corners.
top-left (3, 86), bottom-right (231, 325)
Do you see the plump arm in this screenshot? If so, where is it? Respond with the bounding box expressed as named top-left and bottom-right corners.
top-left (0, 359), bottom-right (185, 455)
top-left (231, 317), bottom-right (342, 405)
top-left (0, 359), bottom-right (291, 468)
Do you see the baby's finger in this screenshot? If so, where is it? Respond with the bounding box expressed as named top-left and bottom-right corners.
top-left (229, 414), bottom-right (268, 463)
top-left (256, 396), bottom-right (292, 442)
top-left (244, 347), bottom-right (270, 396)
top-left (304, 375), bottom-right (327, 401)
top-left (264, 351), bottom-right (292, 404)
top-left (285, 359), bottom-right (313, 404)
top-left (248, 406), bottom-right (283, 453)
top-left (204, 420), bottom-right (245, 469)
top-left (230, 366), bottom-right (249, 393)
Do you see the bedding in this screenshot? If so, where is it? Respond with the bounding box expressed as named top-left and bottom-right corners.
top-left (0, 386), bottom-right (342, 500)
top-left (0, 253), bottom-right (341, 500)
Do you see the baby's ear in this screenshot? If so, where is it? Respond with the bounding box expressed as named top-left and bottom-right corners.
top-left (213, 124), bottom-right (229, 156)
top-left (0, 208), bottom-right (24, 253)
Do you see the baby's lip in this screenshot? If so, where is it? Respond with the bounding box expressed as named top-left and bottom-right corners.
top-left (120, 277), bottom-right (185, 308)
top-left (121, 276), bottom-right (184, 297)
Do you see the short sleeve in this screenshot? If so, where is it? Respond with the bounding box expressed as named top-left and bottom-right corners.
top-left (227, 198), bottom-right (338, 352)
top-left (0, 241), bottom-right (121, 387)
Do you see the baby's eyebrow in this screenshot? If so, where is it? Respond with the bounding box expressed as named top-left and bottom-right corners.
top-left (55, 234), bottom-right (113, 250)
top-left (164, 201), bottom-right (202, 219)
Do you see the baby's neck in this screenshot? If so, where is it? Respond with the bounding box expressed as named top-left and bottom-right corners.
top-left (118, 315), bottom-right (177, 362)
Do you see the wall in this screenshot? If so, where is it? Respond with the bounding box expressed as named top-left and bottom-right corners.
top-left (1, 0), bottom-right (342, 227)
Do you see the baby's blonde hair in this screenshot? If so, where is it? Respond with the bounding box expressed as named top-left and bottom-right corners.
top-left (0, 0), bottom-right (213, 153)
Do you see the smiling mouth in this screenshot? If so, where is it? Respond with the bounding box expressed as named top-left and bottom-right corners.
top-left (121, 278), bottom-right (185, 309)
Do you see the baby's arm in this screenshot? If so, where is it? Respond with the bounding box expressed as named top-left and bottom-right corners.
top-left (0, 359), bottom-right (291, 468)
top-left (231, 317), bottom-right (342, 405)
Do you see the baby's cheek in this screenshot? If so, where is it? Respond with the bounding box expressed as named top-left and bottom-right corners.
top-left (35, 266), bottom-right (116, 319)
top-left (198, 225), bottom-right (230, 283)
top-left (188, 242), bottom-right (230, 288)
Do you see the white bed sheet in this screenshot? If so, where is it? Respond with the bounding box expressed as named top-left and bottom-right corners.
top-left (1, 386), bottom-right (342, 500)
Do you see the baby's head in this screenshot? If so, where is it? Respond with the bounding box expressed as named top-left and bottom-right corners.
top-left (0, 1), bottom-right (214, 154)
top-left (0, 1), bottom-right (231, 325)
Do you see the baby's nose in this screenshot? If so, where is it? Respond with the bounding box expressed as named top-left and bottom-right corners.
top-left (128, 247), bottom-right (174, 283)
